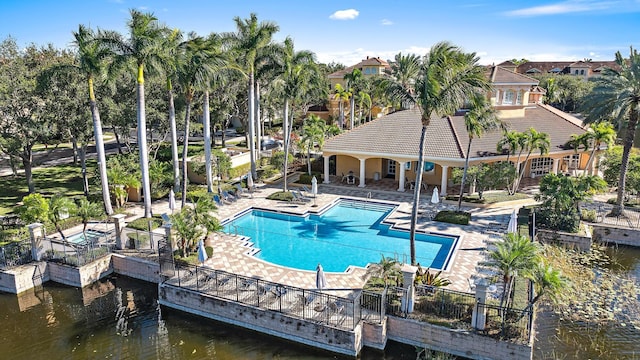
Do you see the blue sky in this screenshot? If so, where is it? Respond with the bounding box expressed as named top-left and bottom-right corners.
top-left (1, 0), bottom-right (639, 65)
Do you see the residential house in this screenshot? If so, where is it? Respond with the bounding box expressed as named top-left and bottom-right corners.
top-left (321, 66), bottom-right (594, 195)
top-left (499, 60), bottom-right (619, 79)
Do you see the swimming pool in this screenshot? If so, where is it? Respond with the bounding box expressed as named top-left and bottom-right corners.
top-left (223, 200), bottom-right (457, 272)
top-left (65, 230), bottom-right (105, 244)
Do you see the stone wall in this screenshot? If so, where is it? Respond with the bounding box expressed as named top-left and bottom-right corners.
top-left (159, 283), bottom-right (362, 357)
top-left (0, 261), bottom-right (48, 294)
top-left (591, 224), bottom-right (640, 247)
top-left (386, 316), bottom-right (532, 360)
top-left (47, 255), bottom-right (113, 287)
top-left (536, 229), bottom-right (592, 251)
top-left (362, 320), bottom-right (387, 350)
top-left (111, 254), bottom-right (160, 283)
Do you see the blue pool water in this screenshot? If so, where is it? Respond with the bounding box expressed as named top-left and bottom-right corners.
top-left (223, 200), bottom-right (457, 272)
top-left (66, 230), bottom-right (105, 244)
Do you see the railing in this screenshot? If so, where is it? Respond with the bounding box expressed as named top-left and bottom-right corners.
top-left (43, 233), bottom-right (116, 267)
top-left (386, 285), bottom-right (476, 323)
top-left (479, 302), bottom-right (533, 343)
top-left (593, 204), bottom-right (640, 229)
top-left (0, 239), bottom-right (33, 270)
top-left (360, 289), bottom-right (385, 324)
top-left (164, 264), bottom-right (361, 330)
top-left (123, 228), bottom-right (165, 250)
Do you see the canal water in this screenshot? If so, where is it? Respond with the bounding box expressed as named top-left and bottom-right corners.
top-left (0, 276), bottom-right (414, 360)
top-left (1, 246), bottom-right (638, 359)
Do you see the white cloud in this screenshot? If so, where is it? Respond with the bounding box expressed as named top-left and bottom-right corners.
top-left (329, 9), bottom-right (359, 20)
top-left (380, 19), bottom-right (393, 26)
top-left (504, 0), bottom-right (623, 17)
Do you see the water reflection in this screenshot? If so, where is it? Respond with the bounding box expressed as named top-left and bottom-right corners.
top-left (0, 276), bottom-right (416, 360)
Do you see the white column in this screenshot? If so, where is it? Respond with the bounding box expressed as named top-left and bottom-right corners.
top-left (552, 158), bottom-right (560, 174)
top-left (358, 158), bottom-right (366, 187)
top-left (323, 155), bottom-right (330, 184)
top-left (398, 161), bottom-right (406, 192)
top-left (440, 165), bottom-right (449, 195)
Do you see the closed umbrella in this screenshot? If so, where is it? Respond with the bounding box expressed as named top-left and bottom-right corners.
top-left (168, 189), bottom-right (176, 213)
top-left (311, 176), bottom-right (318, 206)
top-left (315, 263), bottom-right (327, 291)
top-left (197, 240), bottom-right (208, 264)
top-left (507, 209), bottom-right (518, 234)
top-left (431, 187), bottom-right (440, 204)
top-left (247, 172), bottom-right (254, 194)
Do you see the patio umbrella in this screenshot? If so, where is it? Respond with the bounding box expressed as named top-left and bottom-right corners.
top-left (431, 187), bottom-right (440, 204)
top-left (507, 209), bottom-right (518, 234)
top-left (316, 263), bottom-right (327, 291)
top-left (168, 189), bottom-right (176, 213)
top-left (197, 239), bottom-right (208, 264)
top-left (311, 176), bottom-right (318, 206)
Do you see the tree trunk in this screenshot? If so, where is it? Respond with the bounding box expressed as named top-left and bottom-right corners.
top-left (136, 73), bottom-right (153, 218)
top-left (90, 93), bottom-right (114, 215)
top-left (255, 82), bottom-right (261, 163)
top-left (203, 90), bottom-right (213, 193)
top-left (612, 109), bottom-right (639, 216)
top-left (168, 86), bottom-right (180, 193)
top-left (112, 126), bottom-right (124, 154)
top-left (22, 147), bottom-right (34, 194)
top-left (248, 74), bottom-right (257, 179)
top-left (71, 135), bottom-right (78, 164)
top-left (79, 144), bottom-right (89, 196)
top-left (181, 100), bottom-right (192, 206)
top-left (458, 138), bottom-right (473, 211)
top-left (350, 96), bottom-right (355, 130)
top-left (409, 124), bottom-right (428, 265)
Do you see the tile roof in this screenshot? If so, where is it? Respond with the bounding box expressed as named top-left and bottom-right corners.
top-left (324, 104), bottom-right (587, 162)
top-left (328, 56), bottom-right (391, 78)
top-left (515, 60), bottom-right (619, 74)
top-left (487, 66), bottom-right (539, 84)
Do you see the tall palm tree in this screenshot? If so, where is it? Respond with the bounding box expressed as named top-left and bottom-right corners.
top-left (160, 29), bottom-right (183, 193)
top-left (332, 83), bottom-right (350, 128)
top-left (513, 128), bottom-right (550, 193)
top-left (381, 42), bottom-right (490, 265)
top-left (457, 94), bottom-right (500, 210)
top-left (389, 52), bottom-right (421, 109)
top-left (272, 37), bottom-right (315, 192)
top-left (100, 9), bottom-right (168, 218)
top-left (300, 114), bottom-right (327, 174)
top-left (176, 35), bottom-right (218, 206)
top-left (226, 13), bottom-right (280, 179)
top-left (582, 47), bottom-right (640, 215)
top-left (343, 68), bottom-right (362, 129)
top-left (497, 130), bottom-right (522, 195)
top-left (356, 90), bottom-right (372, 126)
top-left (571, 121), bottom-right (616, 172)
top-left (70, 25), bottom-right (114, 215)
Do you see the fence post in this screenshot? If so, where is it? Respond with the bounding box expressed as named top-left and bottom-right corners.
top-left (28, 223), bottom-right (45, 261)
top-left (472, 278), bottom-right (489, 330)
top-left (163, 223), bottom-right (173, 250)
top-left (400, 264), bottom-right (417, 314)
top-left (111, 214), bottom-right (127, 250)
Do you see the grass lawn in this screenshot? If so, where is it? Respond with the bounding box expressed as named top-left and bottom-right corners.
top-left (0, 162), bottom-right (96, 215)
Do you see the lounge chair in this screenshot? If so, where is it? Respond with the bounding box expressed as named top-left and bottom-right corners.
top-left (346, 175), bottom-right (356, 185)
top-left (161, 213), bottom-right (172, 224)
top-left (301, 185), bottom-right (313, 195)
top-left (234, 183), bottom-right (246, 197)
top-left (291, 191), bottom-right (310, 203)
top-left (222, 190), bottom-right (237, 202)
top-left (213, 194), bottom-right (224, 207)
top-left (294, 190), bottom-right (311, 200)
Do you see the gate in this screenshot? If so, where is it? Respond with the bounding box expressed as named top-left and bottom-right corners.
top-left (158, 238), bottom-right (175, 278)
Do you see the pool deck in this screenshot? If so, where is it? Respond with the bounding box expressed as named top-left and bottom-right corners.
top-left (170, 182), bottom-right (526, 294)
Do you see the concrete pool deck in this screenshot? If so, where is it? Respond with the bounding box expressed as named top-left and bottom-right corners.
top-left (129, 182), bottom-right (527, 294)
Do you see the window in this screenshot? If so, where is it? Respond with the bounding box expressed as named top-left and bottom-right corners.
top-left (530, 157), bottom-right (553, 177)
top-left (502, 90), bottom-right (515, 105)
top-left (563, 154), bottom-right (580, 169)
top-left (516, 90), bottom-right (523, 105)
top-left (415, 161), bottom-right (435, 172)
top-left (405, 162), bottom-right (412, 170)
top-left (580, 69), bottom-right (585, 75)
top-left (574, 70), bottom-right (579, 75)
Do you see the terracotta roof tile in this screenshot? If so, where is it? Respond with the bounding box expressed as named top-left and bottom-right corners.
top-left (487, 66), bottom-right (539, 84)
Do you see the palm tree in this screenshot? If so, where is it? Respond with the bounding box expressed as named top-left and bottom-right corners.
top-left (343, 68), bottom-right (362, 129)
top-left (526, 260), bottom-right (566, 307)
top-left (160, 29), bottom-right (183, 193)
top-left (381, 42), bottom-right (490, 265)
top-left (48, 194), bottom-right (77, 241)
top-left (300, 114), bottom-right (327, 174)
top-left (170, 208), bottom-right (203, 257)
top-left (582, 47), bottom-right (640, 215)
top-left (457, 94), bottom-right (499, 210)
top-left (332, 83), bottom-right (351, 128)
top-left (356, 90), bottom-right (372, 126)
top-left (513, 128), bottom-right (550, 193)
top-left (272, 37), bottom-right (315, 192)
top-left (99, 10), bottom-right (168, 219)
top-left (578, 122), bottom-right (617, 173)
top-left (188, 197), bottom-right (221, 244)
top-left (485, 232), bottom-right (539, 309)
top-left (70, 25), bottom-right (114, 215)
top-left (75, 198), bottom-right (104, 234)
top-left (226, 13), bottom-right (280, 179)
top-left (176, 35), bottom-right (218, 205)
top-left (389, 52), bottom-right (421, 109)
top-left (497, 130), bottom-right (522, 195)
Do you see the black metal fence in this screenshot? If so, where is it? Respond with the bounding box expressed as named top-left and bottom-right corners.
top-left (479, 302), bottom-right (533, 343)
top-left (592, 204), bottom-right (640, 228)
top-left (43, 232), bottom-right (116, 267)
top-left (0, 240), bottom-right (32, 270)
top-left (164, 264), bottom-right (362, 330)
top-left (123, 228), bottom-right (165, 250)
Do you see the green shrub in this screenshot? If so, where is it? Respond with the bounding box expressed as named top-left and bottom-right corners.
top-left (536, 209), bottom-right (580, 233)
top-left (186, 187), bottom-right (211, 203)
top-left (266, 191), bottom-right (294, 201)
top-left (580, 209), bottom-right (597, 222)
top-left (127, 215), bottom-right (164, 231)
top-left (258, 165), bottom-right (280, 180)
top-left (299, 172), bottom-right (322, 184)
top-left (229, 163), bottom-right (251, 179)
top-left (433, 211), bottom-right (470, 225)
